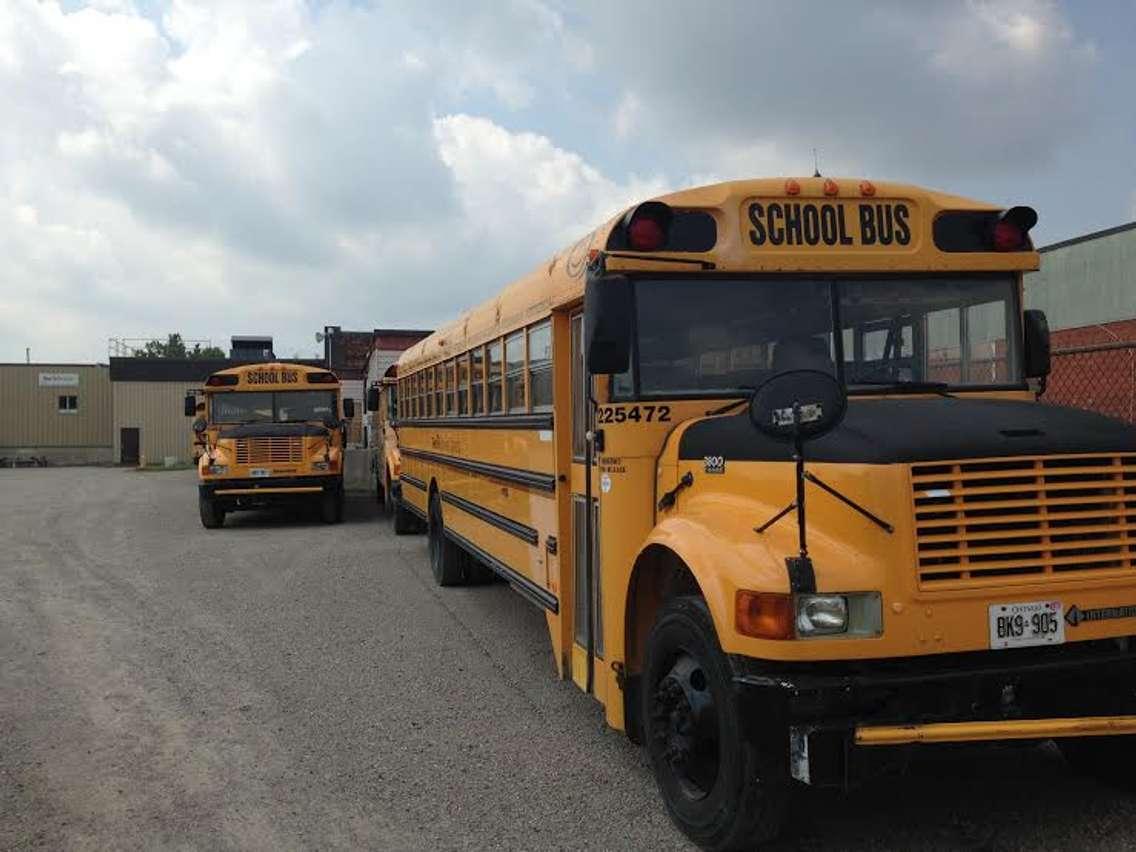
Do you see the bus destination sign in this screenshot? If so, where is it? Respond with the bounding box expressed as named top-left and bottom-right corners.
top-left (745, 199), bottom-right (918, 249)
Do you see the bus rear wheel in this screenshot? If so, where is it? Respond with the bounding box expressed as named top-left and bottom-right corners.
top-left (199, 494), bottom-right (225, 529)
top-left (642, 595), bottom-right (789, 851)
top-left (428, 492), bottom-right (467, 586)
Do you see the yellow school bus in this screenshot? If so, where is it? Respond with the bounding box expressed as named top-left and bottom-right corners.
top-left (185, 362), bottom-right (355, 528)
top-left (366, 366), bottom-right (409, 523)
top-left (394, 177), bottom-right (1136, 849)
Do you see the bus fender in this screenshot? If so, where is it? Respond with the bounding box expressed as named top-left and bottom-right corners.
top-left (624, 515), bottom-right (786, 676)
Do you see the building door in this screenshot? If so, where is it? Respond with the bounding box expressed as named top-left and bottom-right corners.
top-left (120, 428), bottom-right (140, 465)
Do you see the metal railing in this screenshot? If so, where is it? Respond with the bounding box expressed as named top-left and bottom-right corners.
top-left (1046, 340), bottom-right (1136, 424)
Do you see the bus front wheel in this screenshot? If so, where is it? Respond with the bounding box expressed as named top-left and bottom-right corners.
top-left (199, 494), bottom-right (225, 529)
top-left (320, 487), bottom-right (344, 524)
top-left (393, 497), bottom-right (421, 535)
top-left (642, 595), bottom-right (789, 851)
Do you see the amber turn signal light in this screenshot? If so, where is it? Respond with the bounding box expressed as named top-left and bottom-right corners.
top-left (735, 591), bottom-right (794, 640)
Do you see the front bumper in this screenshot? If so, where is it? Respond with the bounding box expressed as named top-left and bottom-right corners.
top-left (732, 638), bottom-right (1136, 786)
top-left (200, 475), bottom-right (341, 506)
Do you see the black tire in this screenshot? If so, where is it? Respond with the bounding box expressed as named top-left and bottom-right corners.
top-left (1059, 736), bottom-right (1136, 790)
top-left (428, 491), bottom-right (466, 586)
top-left (642, 596), bottom-right (790, 851)
top-left (320, 487), bottom-right (344, 524)
top-left (393, 496), bottom-right (421, 535)
top-left (199, 493), bottom-right (225, 529)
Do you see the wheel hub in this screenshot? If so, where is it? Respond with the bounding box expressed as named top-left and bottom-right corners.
top-left (651, 653), bottom-right (719, 799)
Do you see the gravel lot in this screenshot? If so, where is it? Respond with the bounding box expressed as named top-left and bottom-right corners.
top-left (3, 468), bottom-right (1136, 851)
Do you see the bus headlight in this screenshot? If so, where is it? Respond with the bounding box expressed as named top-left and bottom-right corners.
top-left (796, 595), bottom-right (847, 635)
top-left (795, 592), bottom-right (882, 638)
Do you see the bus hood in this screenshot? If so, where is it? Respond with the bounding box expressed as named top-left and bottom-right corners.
top-left (677, 397), bottom-right (1136, 465)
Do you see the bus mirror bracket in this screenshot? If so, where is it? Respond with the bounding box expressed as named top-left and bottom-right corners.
top-left (584, 271), bottom-right (632, 375)
top-left (750, 371), bottom-right (894, 592)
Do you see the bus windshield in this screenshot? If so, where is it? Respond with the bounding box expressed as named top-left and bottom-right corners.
top-left (626, 274), bottom-right (1020, 398)
top-left (210, 390), bottom-right (337, 423)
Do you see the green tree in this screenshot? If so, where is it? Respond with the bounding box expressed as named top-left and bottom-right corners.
top-left (137, 334), bottom-right (225, 359)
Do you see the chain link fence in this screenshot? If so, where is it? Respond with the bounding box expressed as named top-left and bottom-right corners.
top-left (1046, 340), bottom-right (1136, 424)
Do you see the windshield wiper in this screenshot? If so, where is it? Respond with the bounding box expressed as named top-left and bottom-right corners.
top-left (705, 388), bottom-right (757, 416)
top-left (851, 379), bottom-right (955, 398)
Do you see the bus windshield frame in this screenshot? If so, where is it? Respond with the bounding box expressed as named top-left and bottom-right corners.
top-left (208, 390), bottom-right (338, 424)
top-left (614, 273), bottom-right (1025, 401)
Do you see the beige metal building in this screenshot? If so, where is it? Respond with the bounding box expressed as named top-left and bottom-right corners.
top-left (109, 355), bottom-right (325, 465)
top-left (0, 364), bottom-right (113, 464)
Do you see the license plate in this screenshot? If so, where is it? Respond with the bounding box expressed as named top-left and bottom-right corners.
top-left (989, 600), bottom-right (1065, 649)
top-left (249, 468), bottom-right (272, 478)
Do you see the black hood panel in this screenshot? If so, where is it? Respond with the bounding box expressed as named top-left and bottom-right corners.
top-left (678, 398), bottom-right (1136, 464)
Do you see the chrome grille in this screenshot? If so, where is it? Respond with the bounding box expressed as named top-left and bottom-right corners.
top-left (912, 454), bottom-right (1136, 590)
top-left (235, 436), bottom-right (303, 466)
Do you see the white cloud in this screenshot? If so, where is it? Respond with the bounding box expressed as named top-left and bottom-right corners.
top-left (0, 0), bottom-right (1116, 362)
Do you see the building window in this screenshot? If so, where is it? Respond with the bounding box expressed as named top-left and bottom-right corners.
top-left (471, 346), bottom-right (485, 416)
top-left (58, 394), bottom-right (78, 413)
top-left (488, 340), bottom-right (504, 413)
top-left (528, 321), bottom-right (552, 411)
top-left (505, 331), bottom-right (526, 413)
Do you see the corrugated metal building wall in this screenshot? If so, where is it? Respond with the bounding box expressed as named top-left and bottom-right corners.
top-left (112, 380), bottom-right (200, 466)
top-left (1025, 222), bottom-right (1136, 330)
top-left (0, 364), bottom-right (113, 464)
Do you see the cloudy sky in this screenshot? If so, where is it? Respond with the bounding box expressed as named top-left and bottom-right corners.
top-left (1, 0), bottom-right (1132, 363)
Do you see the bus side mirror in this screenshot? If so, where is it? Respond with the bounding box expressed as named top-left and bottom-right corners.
top-left (1023, 309), bottom-right (1051, 379)
top-left (184, 394), bottom-right (196, 417)
top-left (366, 387), bottom-right (380, 412)
top-left (584, 273), bottom-right (632, 375)
top-left (343, 398), bottom-right (356, 419)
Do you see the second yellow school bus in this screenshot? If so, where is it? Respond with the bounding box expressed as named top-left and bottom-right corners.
top-left (186, 361), bottom-right (355, 528)
top-left (394, 177), bottom-right (1136, 849)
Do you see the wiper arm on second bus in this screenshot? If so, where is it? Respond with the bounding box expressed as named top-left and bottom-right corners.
top-left (705, 389), bottom-right (757, 417)
top-left (852, 379), bottom-right (956, 398)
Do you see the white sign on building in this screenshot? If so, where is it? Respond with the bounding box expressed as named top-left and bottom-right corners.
top-left (39, 372), bottom-right (80, 387)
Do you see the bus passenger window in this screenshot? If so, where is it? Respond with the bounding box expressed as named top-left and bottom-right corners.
top-left (445, 359), bottom-right (456, 415)
top-left (471, 346), bottom-right (485, 415)
top-left (434, 364), bottom-right (444, 416)
top-left (458, 355), bottom-right (470, 415)
top-left (425, 368), bottom-right (434, 418)
top-left (506, 332), bottom-right (525, 413)
top-left (489, 340), bottom-right (504, 413)
top-left (528, 321), bottom-right (552, 411)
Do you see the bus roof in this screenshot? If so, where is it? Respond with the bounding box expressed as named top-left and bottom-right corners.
top-left (399, 177), bottom-right (1039, 373)
top-left (204, 361), bottom-right (342, 390)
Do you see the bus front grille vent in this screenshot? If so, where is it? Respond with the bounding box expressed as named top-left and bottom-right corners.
top-left (911, 454), bottom-right (1136, 590)
top-left (235, 436), bottom-right (304, 466)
